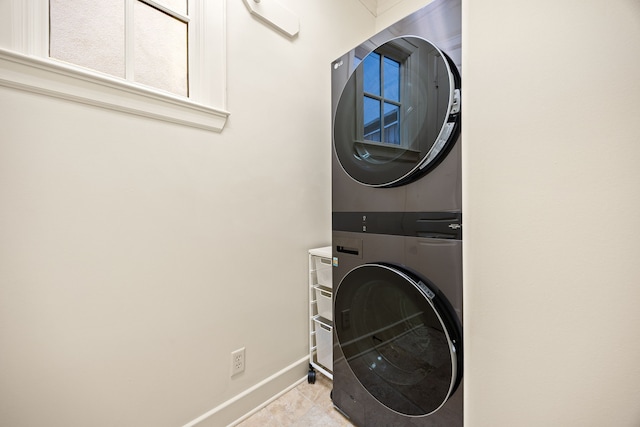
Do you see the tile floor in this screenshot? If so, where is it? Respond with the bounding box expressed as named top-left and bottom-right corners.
top-left (235, 373), bottom-right (355, 427)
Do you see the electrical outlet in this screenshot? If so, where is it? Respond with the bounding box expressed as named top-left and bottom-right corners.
top-left (231, 347), bottom-right (245, 376)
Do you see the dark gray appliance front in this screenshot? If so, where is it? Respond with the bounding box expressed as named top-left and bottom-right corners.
top-left (330, 0), bottom-right (463, 425)
top-left (332, 230), bottom-right (463, 426)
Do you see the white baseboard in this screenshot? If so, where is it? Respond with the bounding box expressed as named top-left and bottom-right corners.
top-left (182, 356), bottom-right (309, 427)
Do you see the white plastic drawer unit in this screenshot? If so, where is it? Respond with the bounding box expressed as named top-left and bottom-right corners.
top-left (308, 246), bottom-right (333, 381)
top-left (313, 317), bottom-right (333, 371)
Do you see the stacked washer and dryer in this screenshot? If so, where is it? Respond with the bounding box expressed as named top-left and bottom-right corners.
top-left (330, 0), bottom-right (463, 425)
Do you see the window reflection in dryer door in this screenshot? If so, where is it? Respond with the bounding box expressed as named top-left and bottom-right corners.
top-left (333, 36), bottom-right (460, 187)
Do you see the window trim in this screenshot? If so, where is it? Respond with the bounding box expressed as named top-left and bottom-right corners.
top-left (0, 0), bottom-right (228, 132)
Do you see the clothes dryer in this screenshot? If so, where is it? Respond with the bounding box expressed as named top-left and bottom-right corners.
top-left (332, 0), bottom-right (461, 213)
top-left (332, 224), bottom-right (463, 426)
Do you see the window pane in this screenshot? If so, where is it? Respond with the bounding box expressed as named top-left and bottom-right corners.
top-left (363, 96), bottom-right (381, 142)
top-left (49, 0), bottom-right (125, 77)
top-left (384, 103), bottom-right (400, 145)
top-left (161, 0), bottom-right (188, 15)
top-left (134, 2), bottom-right (188, 97)
top-left (363, 52), bottom-right (380, 96)
top-left (384, 57), bottom-right (400, 102)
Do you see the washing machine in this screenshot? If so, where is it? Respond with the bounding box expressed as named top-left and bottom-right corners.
top-left (331, 0), bottom-right (461, 213)
top-left (331, 223), bottom-right (462, 426)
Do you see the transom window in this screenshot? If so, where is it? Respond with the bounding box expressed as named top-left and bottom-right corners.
top-left (0, 0), bottom-right (228, 130)
top-left (49, 0), bottom-right (189, 97)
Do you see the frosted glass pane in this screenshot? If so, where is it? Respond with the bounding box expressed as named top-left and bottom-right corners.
top-left (162, 0), bottom-right (187, 15)
top-left (134, 2), bottom-right (188, 97)
top-left (49, 0), bottom-right (125, 78)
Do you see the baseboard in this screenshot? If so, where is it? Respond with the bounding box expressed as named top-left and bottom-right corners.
top-left (182, 355), bottom-right (309, 427)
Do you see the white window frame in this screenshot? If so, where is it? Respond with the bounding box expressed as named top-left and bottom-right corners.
top-left (0, 0), bottom-right (228, 132)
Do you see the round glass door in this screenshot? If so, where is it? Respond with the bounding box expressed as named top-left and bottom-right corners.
top-left (333, 36), bottom-right (460, 187)
top-left (334, 263), bottom-right (462, 416)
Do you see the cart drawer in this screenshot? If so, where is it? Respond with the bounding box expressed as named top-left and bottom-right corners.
top-left (313, 317), bottom-right (333, 371)
top-left (314, 256), bottom-right (333, 288)
top-left (314, 286), bottom-right (333, 321)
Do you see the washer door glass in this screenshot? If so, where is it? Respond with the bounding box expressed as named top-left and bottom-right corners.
top-left (334, 263), bottom-right (462, 416)
top-left (333, 36), bottom-right (460, 187)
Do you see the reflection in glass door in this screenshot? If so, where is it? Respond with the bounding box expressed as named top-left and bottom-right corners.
top-left (362, 53), bottom-right (401, 145)
top-left (333, 36), bottom-right (460, 187)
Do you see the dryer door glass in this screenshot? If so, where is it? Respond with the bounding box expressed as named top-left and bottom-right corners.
top-left (333, 36), bottom-right (460, 187)
top-left (334, 263), bottom-right (462, 416)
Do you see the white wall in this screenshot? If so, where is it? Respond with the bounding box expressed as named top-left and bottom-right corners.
top-left (372, 0), bottom-right (640, 425)
top-left (0, 1), bottom-right (374, 426)
top-left (463, 0), bottom-right (640, 425)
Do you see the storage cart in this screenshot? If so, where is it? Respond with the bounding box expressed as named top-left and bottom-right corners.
top-left (308, 246), bottom-right (333, 383)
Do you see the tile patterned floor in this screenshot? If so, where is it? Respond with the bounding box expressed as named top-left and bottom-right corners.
top-left (235, 373), bottom-right (355, 427)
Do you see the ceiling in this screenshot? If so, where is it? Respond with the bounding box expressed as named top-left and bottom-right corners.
top-left (358, 0), bottom-right (406, 16)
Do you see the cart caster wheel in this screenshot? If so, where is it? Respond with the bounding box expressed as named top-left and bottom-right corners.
top-left (330, 389), bottom-right (333, 401)
top-left (307, 369), bottom-right (316, 384)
